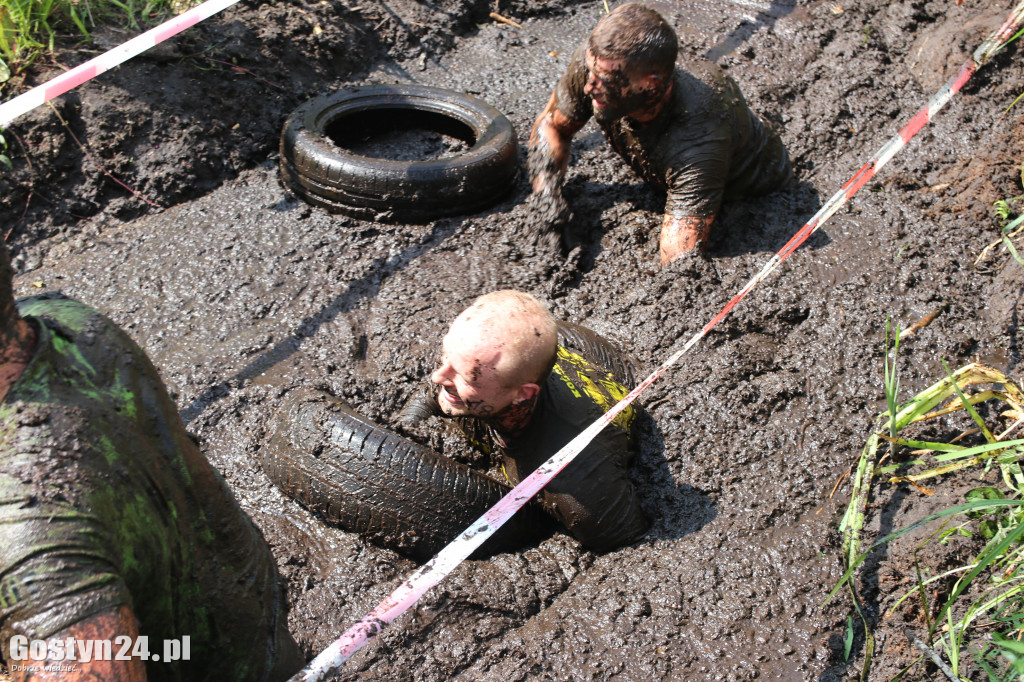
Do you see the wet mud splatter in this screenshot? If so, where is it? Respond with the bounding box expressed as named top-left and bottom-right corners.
top-left (2, 0), bottom-right (1023, 679)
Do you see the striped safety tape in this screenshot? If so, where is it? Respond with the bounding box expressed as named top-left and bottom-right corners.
top-left (289, 1), bottom-right (1024, 679)
top-left (0, 0), bottom-right (241, 128)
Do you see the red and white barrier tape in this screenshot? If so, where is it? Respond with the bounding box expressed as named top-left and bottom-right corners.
top-left (290, 3), bottom-right (1024, 680)
top-left (0, 0), bottom-right (241, 128)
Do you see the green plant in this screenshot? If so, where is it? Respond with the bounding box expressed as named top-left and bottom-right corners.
top-left (0, 0), bottom-right (195, 76)
top-left (884, 317), bottom-right (901, 460)
top-left (0, 127), bottom-right (12, 170)
top-left (0, 0), bottom-right (61, 68)
top-left (993, 197), bottom-right (1024, 266)
top-left (102, 0), bottom-right (173, 31)
top-left (975, 180), bottom-right (1024, 268)
top-left (861, 25), bottom-right (873, 47)
top-left (834, 362), bottom-right (1024, 680)
top-left (844, 615), bottom-right (855, 661)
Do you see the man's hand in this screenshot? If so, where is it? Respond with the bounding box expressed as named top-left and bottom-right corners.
top-left (659, 214), bottom-right (715, 265)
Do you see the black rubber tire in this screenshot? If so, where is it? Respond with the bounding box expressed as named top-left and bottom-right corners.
top-left (279, 85), bottom-right (520, 222)
top-left (555, 320), bottom-right (641, 389)
top-left (260, 390), bottom-right (545, 561)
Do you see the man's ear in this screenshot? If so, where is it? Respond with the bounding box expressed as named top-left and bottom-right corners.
top-left (514, 382), bottom-right (541, 404)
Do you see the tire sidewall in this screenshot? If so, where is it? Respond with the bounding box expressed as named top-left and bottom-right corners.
top-left (280, 85), bottom-right (520, 221)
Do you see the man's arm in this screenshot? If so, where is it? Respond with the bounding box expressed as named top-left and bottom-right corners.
top-left (659, 213), bottom-right (715, 265)
top-left (542, 435), bottom-right (649, 554)
top-left (528, 91), bottom-right (585, 194)
top-left (13, 606), bottom-right (147, 682)
top-left (525, 93), bottom-right (587, 236)
top-left (394, 380), bottom-right (443, 432)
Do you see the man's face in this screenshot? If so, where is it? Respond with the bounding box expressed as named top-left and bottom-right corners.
top-left (584, 49), bottom-right (653, 123)
top-left (430, 327), bottom-right (520, 419)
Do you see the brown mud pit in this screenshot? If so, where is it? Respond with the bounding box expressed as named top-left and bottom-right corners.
top-left (1, 0), bottom-right (1023, 679)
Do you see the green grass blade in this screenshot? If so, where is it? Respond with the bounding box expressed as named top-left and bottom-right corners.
top-left (876, 459), bottom-right (927, 474)
top-left (827, 500), bottom-right (1024, 603)
top-left (1004, 213), bottom-right (1024, 232)
top-left (1003, 234), bottom-right (1024, 265)
top-left (882, 436), bottom-right (966, 451)
top-left (928, 439), bottom-right (1024, 462)
top-left (943, 359), bottom-right (997, 443)
top-left (887, 564), bottom-right (974, 615)
top-left (935, 520), bottom-right (1024, 625)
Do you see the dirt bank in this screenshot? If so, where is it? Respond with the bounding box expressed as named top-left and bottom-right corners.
top-left (2, 0), bottom-right (1023, 679)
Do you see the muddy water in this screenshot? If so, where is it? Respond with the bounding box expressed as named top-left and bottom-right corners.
top-left (12, 0), bottom-right (1023, 679)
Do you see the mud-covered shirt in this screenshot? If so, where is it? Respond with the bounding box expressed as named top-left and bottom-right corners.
top-left (0, 295), bottom-right (297, 681)
top-left (488, 346), bottom-right (649, 553)
top-left (554, 42), bottom-right (792, 218)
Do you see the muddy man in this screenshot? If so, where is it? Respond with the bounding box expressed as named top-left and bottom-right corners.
top-left (0, 239), bottom-right (301, 681)
top-left (528, 2), bottom-right (792, 265)
top-left (399, 290), bottom-right (650, 552)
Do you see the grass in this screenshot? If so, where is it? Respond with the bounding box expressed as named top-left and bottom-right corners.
top-left (1001, 26), bottom-right (1024, 118)
top-left (884, 317), bottom-right (901, 460)
top-left (974, 161), bottom-right (1024, 270)
top-left (0, 0), bottom-right (197, 80)
top-left (833, 350), bottom-right (1024, 680)
top-left (0, 129), bottom-right (10, 170)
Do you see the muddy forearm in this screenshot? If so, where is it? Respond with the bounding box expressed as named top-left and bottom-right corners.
top-left (395, 380), bottom-right (444, 429)
top-left (524, 95), bottom-right (585, 235)
top-left (528, 127), bottom-right (568, 195)
top-left (660, 214), bottom-right (715, 265)
top-left (528, 93), bottom-right (582, 194)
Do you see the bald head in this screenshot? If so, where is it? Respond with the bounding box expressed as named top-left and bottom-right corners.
top-left (432, 290), bottom-right (557, 422)
top-left (448, 290), bottom-right (558, 387)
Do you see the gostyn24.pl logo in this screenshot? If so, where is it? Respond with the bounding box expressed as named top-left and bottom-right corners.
top-left (8, 635), bottom-right (191, 663)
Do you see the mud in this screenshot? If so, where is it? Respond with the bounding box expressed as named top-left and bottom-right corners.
top-left (1, 0), bottom-right (1023, 679)
top-left (335, 113), bottom-right (471, 161)
top-left (525, 134), bottom-right (574, 246)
